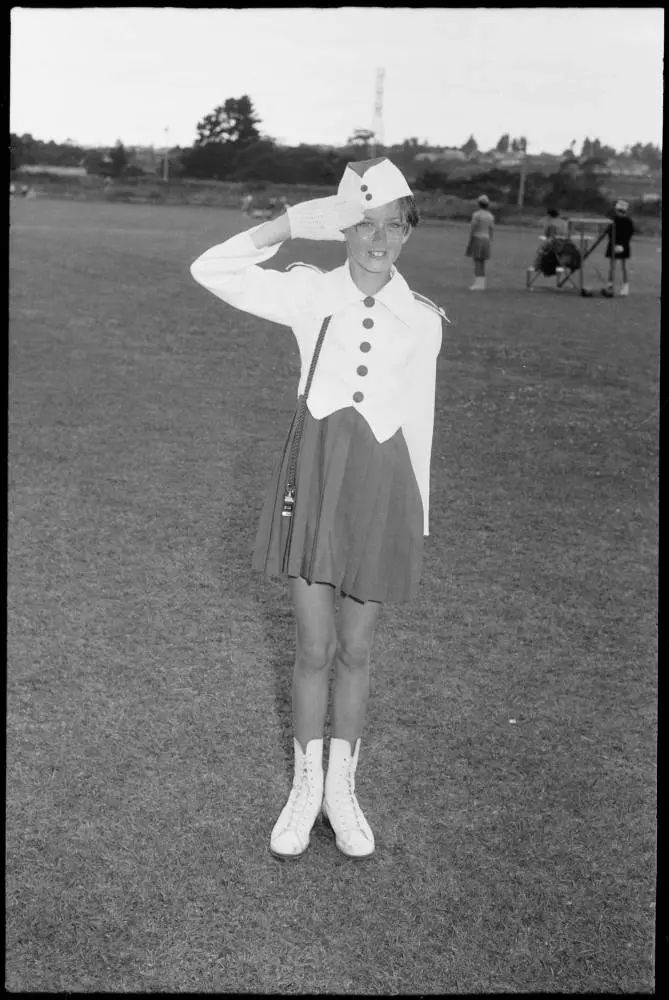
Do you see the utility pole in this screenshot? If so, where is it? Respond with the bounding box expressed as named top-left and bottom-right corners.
top-left (371, 68), bottom-right (385, 158)
top-left (517, 137), bottom-right (528, 208)
top-left (162, 127), bottom-right (169, 182)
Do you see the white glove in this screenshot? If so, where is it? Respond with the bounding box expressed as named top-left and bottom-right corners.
top-left (615, 244), bottom-right (624, 254)
top-left (286, 195), bottom-right (365, 241)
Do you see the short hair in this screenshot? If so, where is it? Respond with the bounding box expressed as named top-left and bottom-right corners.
top-left (477, 195), bottom-right (490, 207)
top-left (547, 208), bottom-right (559, 218)
top-left (397, 195), bottom-right (420, 229)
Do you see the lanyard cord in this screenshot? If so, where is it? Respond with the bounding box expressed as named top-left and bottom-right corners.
top-left (281, 314), bottom-right (332, 517)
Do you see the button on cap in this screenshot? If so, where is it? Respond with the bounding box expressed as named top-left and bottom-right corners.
top-left (363, 296), bottom-right (375, 307)
top-left (360, 341), bottom-right (371, 353)
top-left (357, 365), bottom-right (368, 376)
top-left (362, 317), bottom-right (374, 329)
top-left (353, 391), bottom-right (364, 403)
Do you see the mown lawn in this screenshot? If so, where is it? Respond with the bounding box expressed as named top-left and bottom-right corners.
top-left (7, 198), bottom-right (659, 993)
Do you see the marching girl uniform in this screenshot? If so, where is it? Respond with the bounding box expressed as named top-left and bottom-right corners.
top-left (604, 199), bottom-right (635, 297)
top-left (190, 158), bottom-right (448, 859)
top-left (466, 194), bottom-right (495, 291)
top-left (191, 164), bottom-right (445, 601)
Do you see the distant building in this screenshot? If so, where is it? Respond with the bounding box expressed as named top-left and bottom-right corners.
top-left (580, 158), bottom-right (612, 177)
top-left (127, 146), bottom-right (161, 174)
top-left (414, 148), bottom-right (468, 164)
top-left (606, 159), bottom-right (652, 178)
top-left (441, 148), bottom-right (469, 161)
top-left (19, 164), bottom-right (87, 177)
top-left (532, 154), bottom-right (562, 166)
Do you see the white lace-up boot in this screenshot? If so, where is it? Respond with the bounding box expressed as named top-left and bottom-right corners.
top-left (620, 283), bottom-right (629, 296)
top-left (322, 738), bottom-right (375, 859)
top-left (270, 738), bottom-right (323, 860)
top-left (469, 276), bottom-right (486, 291)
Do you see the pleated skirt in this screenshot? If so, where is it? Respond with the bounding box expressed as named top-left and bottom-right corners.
top-left (252, 406), bottom-right (424, 604)
top-left (605, 245), bottom-right (631, 260)
top-left (466, 235), bottom-right (491, 261)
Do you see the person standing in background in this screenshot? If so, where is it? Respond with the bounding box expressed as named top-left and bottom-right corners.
top-left (603, 199), bottom-right (635, 297)
top-left (466, 194), bottom-right (495, 291)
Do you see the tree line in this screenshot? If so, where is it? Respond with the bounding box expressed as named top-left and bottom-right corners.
top-left (10, 94), bottom-right (662, 212)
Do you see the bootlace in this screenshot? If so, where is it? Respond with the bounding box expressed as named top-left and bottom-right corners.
top-left (332, 771), bottom-right (368, 836)
top-left (283, 759), bottom-right (319, 829)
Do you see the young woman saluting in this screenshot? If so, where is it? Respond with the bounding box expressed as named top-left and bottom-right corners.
top-left (190, 157), bottom-right (448, 861)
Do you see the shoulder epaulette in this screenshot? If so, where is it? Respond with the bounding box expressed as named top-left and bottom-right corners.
top-left (412, 291), bottom-right (451, 324)
top-left (285, 262), bottom-right (326, 274)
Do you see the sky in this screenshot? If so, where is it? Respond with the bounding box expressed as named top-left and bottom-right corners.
top-left (10, 7), bottom-right (664, 154)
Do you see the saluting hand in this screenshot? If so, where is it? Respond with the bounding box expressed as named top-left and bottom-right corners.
top-left (287, 196), bottom-right (365, 242)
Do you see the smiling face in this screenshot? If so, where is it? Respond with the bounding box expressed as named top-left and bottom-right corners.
top-left (343, 200), bottom-right (412, 288)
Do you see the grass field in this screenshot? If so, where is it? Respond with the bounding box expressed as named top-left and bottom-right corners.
top-left (7, 198), bottom-right (659, 993)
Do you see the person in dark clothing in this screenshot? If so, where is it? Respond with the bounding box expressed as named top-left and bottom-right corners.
top-left (604, 199), bottom-right (635, 296)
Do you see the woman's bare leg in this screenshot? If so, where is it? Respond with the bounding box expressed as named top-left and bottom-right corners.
top-left (608, 256), bottom-right (616, 285)
top-left (289, 578), bottom-right (337, 750)
top-left (331, 594), bottom-right (382, 751)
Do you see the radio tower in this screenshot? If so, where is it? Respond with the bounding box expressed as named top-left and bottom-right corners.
top-left (371, 68), bottom-right (385, 158)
